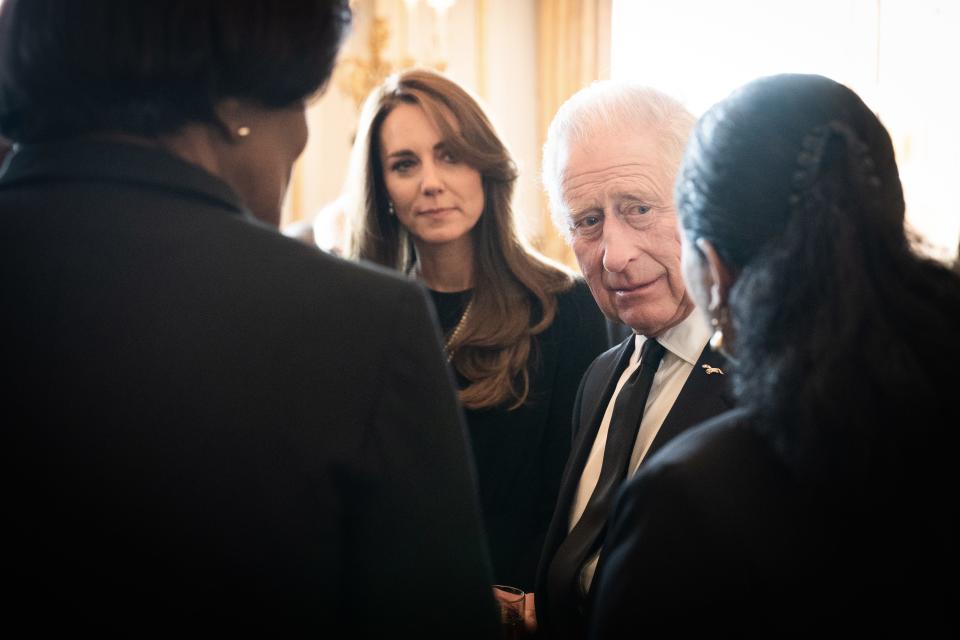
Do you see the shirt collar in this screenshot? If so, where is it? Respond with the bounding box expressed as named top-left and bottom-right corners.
top-left (631, 306), bottom-right (712, 367)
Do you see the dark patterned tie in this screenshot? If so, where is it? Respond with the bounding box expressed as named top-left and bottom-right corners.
top-left (547, 338), bottom-right (667, 626)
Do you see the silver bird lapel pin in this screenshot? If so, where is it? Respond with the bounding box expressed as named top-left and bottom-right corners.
top-left (702, 364), bottom-right (724, 375)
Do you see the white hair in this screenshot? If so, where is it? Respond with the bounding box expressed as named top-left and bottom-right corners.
top-left (541, 81), bottom-right (696, 241)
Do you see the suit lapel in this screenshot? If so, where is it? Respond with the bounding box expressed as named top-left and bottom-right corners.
top-left (567, 338), bottom-right (634, 489)
top-left (574, 338), bottom-right (635, 455)
top-left (646, 343), bottom-right (734, 461)
top-left (542, 338), bottom-right (634, 554)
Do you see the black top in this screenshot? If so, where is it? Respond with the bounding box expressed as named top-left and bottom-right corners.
top-left (591, 407), bottom-right (957, 637)
top-left (429, 281), bottom-right (609, 591)
top-left (1, 140), bottom-right (498, 636)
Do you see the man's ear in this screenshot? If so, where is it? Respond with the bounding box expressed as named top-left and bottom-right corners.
top-left (695, 238), bottom-right (734, 313)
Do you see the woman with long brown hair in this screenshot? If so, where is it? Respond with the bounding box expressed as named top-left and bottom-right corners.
top-left (346, 69), bottom-right (609, 591)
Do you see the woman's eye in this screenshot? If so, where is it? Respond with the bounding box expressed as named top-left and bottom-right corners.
top-left (440, 150), bottom-right (458, 163)
top-left (391, 159), bottom-right (416, 173)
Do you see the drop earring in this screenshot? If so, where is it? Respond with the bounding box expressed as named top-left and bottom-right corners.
top-left (709, 316), bottom-right (725, 352)
top-left (709, 306), bottom-right (736, 362)
top-left (388, 201), bottom-right (395, 216)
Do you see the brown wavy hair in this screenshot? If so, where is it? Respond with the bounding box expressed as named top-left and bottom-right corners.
top-left (346, 68), bottom-right (573, 410)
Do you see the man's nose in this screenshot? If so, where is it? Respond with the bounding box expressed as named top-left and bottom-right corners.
top-left (601, 214), bottom-right (635, 273)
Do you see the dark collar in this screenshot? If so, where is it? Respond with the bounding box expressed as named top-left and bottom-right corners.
top-left (0, 139), bottom-right (247, 217)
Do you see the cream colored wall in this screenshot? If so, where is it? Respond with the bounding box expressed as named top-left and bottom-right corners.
top-left (283, 0), bottom-right (544, 246)
top-left (475, 0), bottom-right (541, 240)
top-left (608, 0), bottom-right (960, 263)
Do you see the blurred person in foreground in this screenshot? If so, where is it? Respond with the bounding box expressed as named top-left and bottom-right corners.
top-left (591, 73), bottom-right (960, 637)
top-left (0, 1), bottom-right (497, 635)
top-left (346, 68), bottom-right (609, 596)
top-left (534, 82), bottom-right (733, 639)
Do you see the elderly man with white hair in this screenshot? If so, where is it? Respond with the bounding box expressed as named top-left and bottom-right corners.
top-left (533, 82), bottom-right (733, 639)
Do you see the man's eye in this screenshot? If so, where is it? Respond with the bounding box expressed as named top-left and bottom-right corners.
top-left (626, 203), bottom-right (651, 215)
top-left (572, 215), bottom-right (601, 232)
top-left (573, 216), bottom-right (600, 229)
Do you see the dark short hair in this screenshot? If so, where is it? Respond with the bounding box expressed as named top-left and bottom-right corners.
top-left (0, 0), bottom-right (351, 142)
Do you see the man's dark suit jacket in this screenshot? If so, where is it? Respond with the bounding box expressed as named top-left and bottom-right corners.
top-left (535, 335), bottom-right (732, 639)
top-left (1, 140), bottom-right (498, 636)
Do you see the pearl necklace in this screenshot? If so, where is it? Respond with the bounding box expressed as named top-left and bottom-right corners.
top-left (444, 298), bottom-right (473, 362)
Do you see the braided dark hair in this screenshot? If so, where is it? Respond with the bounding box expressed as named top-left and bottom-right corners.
top-left (676, 74), bottom-right (960, 489)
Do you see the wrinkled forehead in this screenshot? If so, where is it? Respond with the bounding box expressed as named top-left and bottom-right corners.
top-left (559, 128), bottom-right (674, 207)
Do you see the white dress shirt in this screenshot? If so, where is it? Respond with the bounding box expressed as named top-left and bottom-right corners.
top-left (569, 308), bottom-right (712, 595)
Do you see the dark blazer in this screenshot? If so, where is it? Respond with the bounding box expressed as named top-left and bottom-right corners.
top-left (1, 141), bottom-right (498, 636)
top-left (536, 335), bottom-right (732, 638)
top-left (589, 407), bottom-right (955, 638)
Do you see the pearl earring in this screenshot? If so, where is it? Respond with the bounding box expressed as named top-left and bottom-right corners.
top-left (709, 316), bottom-right (725, 353)
top-left (388, 201), bottom-right (396, 216)
top-left (237, 126), bottom-right (251, 138)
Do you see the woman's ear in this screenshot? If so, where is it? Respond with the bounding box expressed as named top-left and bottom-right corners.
top-left (695, 238), bottom-right (735, 313)
top-left (214, 98), bottom-right (253, 143)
